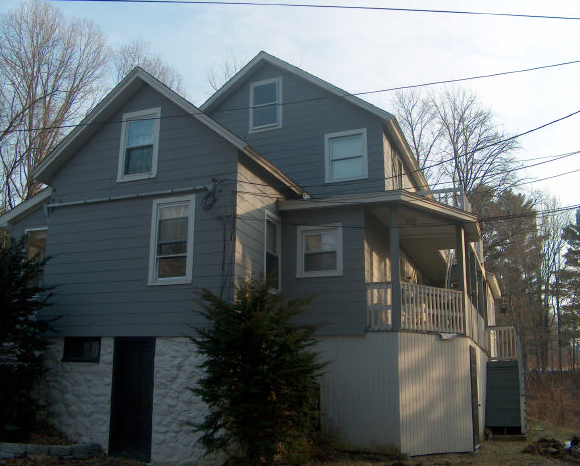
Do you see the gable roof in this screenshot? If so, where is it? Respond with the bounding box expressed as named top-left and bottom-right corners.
top-left (32, 67), bottom-right (306, 197)
top-left (0, 187), bottom-right (52, 231)
top-left (200, 51), bottom-right (429, 191)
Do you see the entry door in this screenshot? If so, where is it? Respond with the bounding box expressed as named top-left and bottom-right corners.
top-left (469, 346), bottom-right (481, 449)
top-left (109, 337), bottom-right (156, 461)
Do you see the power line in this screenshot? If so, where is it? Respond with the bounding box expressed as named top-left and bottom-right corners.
top-left (4, 57), bottom-right (580, 135)
top-left (70, 0), bottom-right (580, 22)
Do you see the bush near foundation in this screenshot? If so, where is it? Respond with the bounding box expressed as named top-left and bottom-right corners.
top-left (0, 238), bottom-right (53, 435)
top-left (192, 278), bottom-right (326, 466)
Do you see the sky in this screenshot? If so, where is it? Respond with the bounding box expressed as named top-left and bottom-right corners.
top-left (2, 0), bottom-right (579, 209)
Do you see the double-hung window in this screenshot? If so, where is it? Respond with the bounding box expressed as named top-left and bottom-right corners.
top-left (297, 225), bottom-right (343, 278)
top-left (324, 128), bottom-right (368, 183)
top-left (264, 211), bottom-right (280, 290)
top-left (118, 108), bottom-right (161, 181)
top-left (148, 195), bottom-right (195, 285)
top-left (250, 77), bottom-right (282, 132)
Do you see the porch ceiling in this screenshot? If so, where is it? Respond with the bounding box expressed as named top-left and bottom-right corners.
top-left (369, 204), bottom-right (462, 282)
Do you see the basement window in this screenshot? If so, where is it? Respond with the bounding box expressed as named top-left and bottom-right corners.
top-left (62, 337), bottom-right (101, 363)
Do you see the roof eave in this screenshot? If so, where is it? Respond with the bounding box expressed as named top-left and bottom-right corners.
top-left (0, 187), bottom-right (52, 231)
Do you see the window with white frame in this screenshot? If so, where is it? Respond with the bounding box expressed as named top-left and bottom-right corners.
top-left (265, 211), bottom-right (280, 290)
top-left (148, 195), bottom-right (195, 285)
top-left (118, 107), bottom-right (161, 181)
top-left (297, 225), bottom-right (343, 277)
top-left (324, 128), bottom-right (368, 183)
top-left (250, 78), bottom-right (282, 132)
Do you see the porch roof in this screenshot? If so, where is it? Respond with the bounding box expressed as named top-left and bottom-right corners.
top-left (279, 190), bottom-right (481, 282)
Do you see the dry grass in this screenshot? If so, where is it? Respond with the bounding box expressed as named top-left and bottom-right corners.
top-left (526, 371), bottom-right (580, 431)
top-left (2, 419), bottom-right (578, 466)
top-left (303, 419), bottom-right (578, 466)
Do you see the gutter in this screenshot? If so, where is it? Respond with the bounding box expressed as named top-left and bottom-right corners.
top-left (47, 185), bottom-right (210, 210)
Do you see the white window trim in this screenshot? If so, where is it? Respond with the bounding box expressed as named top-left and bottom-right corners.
top-left (296, 224), bottom-right (343, 278)
top-left (264, 210), bottom-right (281, 291)
top-left (324, 128), bottom-right (368, 183)
top-left (148, 194), bottom-right (195, 286)
top-left (117, 107), bottom-right (161, 182)
top-left (249, 77), bottom-right (283, 133)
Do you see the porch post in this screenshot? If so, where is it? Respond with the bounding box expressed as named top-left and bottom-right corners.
top-left (390, 207), bottom-right (402, 331)
top-left (456, 225), bottom-right (470, 337)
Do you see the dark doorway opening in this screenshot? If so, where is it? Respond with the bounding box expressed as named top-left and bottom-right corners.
top-left (109, 337), bottom-right (155, 462)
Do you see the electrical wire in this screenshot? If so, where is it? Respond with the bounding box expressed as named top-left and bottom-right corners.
top-left (4, 58), bottom-right (580, 134)
top-left (64, 0), bottom-right (580, 22)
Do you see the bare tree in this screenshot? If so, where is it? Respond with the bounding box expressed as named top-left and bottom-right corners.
top-left (434, 88), bottom-right (520, 196)
top-left (113, 39), bottom-right (185, 95)
top-left (0, 0), bottom-right (109, 209)
top-left (392, 89), bottom-right (443, 185)
top-left (537, 197), bottom-right (570, 371)
top-left (206, 52), bottom-right (245, 91)
top-left (392, 87), bottom-right (521, 199)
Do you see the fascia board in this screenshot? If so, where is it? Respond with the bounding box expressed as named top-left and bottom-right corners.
top-left (278, 190), bottom-right (479, 230)
top-left (201, 51), bottom-right (397, 125)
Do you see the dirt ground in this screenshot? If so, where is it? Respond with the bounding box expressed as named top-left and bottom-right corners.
top-left (1, 419), bottom-right (579, 466)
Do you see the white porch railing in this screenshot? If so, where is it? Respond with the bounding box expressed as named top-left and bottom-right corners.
top-left (488, 326), bottom-right (519, 360)
top-left (367, 282), bottom-right (464, 334)
top-left (416, 187), bottom-right (472, 213)
top-left (401, 282), bottom-right (464, 333)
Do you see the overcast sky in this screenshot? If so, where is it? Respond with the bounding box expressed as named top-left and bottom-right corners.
top-left (2, 0), bottom-right (579, 208)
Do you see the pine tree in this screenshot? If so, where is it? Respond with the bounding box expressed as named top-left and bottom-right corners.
top-left (192, 278), bottom-right (325, 465)
top-left (0, 237), bottom-right (53, 435)
top-left (561, 209), bottom-right (580, 364)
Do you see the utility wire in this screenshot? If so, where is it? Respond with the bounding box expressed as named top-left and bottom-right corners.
top-left (4, 57), bottom-right (580, 134)
top-left (69, 0), bottom-right (580, 22)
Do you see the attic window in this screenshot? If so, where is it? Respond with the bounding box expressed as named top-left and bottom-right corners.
top-left (250, 78), bottom-right (282, 132)
top-left (117, 107), bottom-right (161, 182)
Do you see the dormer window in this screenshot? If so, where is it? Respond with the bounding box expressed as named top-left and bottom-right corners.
top-left (250, 77), bottom-right (282, 132)
top-left (117, 108), bottom-right (161, 182)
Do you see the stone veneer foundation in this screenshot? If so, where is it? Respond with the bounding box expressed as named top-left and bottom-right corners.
top-left (42, 337), bottom-right (212, 465)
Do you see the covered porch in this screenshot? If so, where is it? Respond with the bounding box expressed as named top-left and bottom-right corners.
top-left (362, 190), bottom-right (491, 347)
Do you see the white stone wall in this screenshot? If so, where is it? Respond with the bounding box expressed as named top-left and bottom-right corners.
top-left (43, 337), bottom-right (114, 450)
top-left (151, 337), bottom-right (211, 465)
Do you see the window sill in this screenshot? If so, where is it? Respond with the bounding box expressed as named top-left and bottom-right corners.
top-left (117, 173), bottom-right (157, 183)
top-left (249, 123), bottom-right (282, 134)
top-left (296, 270), bottom-right (343, 278)
top-left (147, 277), bottom-right (192, 286)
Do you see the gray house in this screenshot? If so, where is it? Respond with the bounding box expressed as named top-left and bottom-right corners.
top-left (0, 52), bottom-right (523, 464)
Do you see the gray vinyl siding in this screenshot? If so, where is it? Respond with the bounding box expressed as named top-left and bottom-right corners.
top-left (37, 83), bottom-right (244, 336)
top-left (208, 63), bottom-right (387, 197)
top-left (281, 207), bottom-right (366, 335)
top-left (10, 203), bottom-right (49, 238)
top-left (50, 85), bottom-right (238, 203)
top-left (42, 192), bottom-right (235, 337)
